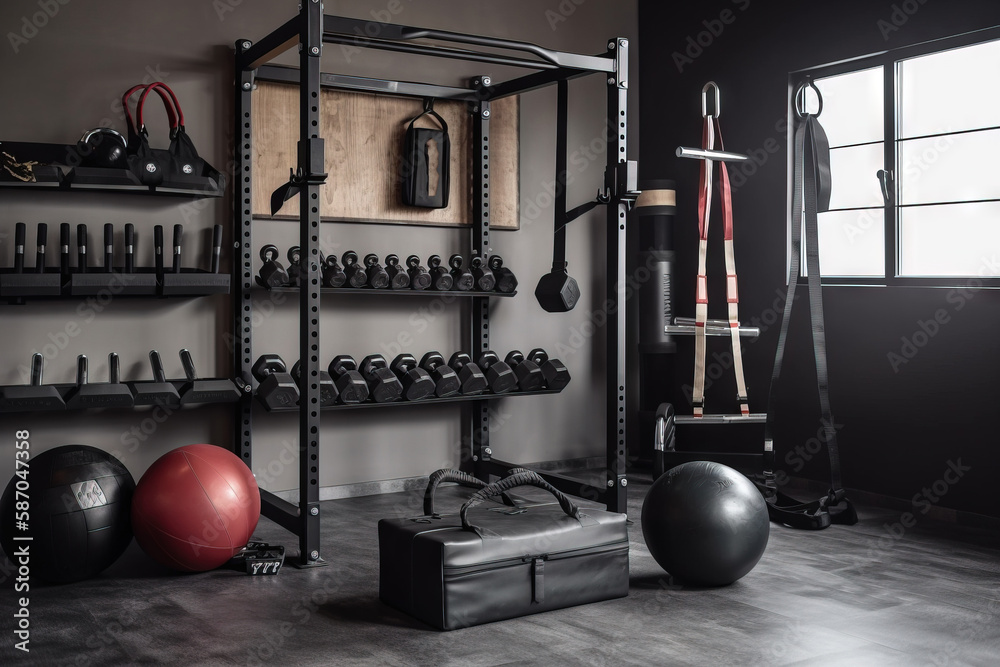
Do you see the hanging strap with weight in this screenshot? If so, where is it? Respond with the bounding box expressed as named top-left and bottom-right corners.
top-left (761, 80), bottom-right (857, 530)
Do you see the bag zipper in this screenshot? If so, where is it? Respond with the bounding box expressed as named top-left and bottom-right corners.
top-left (443, 540), bottom-right (627, 578)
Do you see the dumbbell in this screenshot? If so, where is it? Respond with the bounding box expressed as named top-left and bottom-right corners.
top-left (342, 251), bottom-right (367, 288)
top-left (291, 360), bottom-right (338, 407)
top-left (528, 349), bottom-right (572, 390)
top-left (419, 351), bottom-right (461, 398)
top-left (65, 353), bottom-right (135, 409)
top-left (448, 352), bottom-right (489, 396)
top-left (384, 254), bottom-right (410, 289)
top-left (389, 354), bottom-right (436, 401)
top-left (427, 255), bottom-right (454, 291)
top-left (490, 256), bottom-right (518, 293)
top-left (328, 355), bottom-right (369, 403)
top-left (259, 244), bottom-right (289, 288)
top-left (407, 255), bottom-right (431, 290)
top-left (470, 256), bottom-right (496, 291)
top-left (477, 351), bottom-right (517, 394)
top-left (365, 253), bottom-right (390, 289)
top-left (287, 246), bottom-right (303, 287)
top-left (504, 350), bottom-right (544, 392)
top-left (360, 354), bottom-right (403, 402)
top-left (320, 252), bottom-right (347, 288)
top-left (449, 254), bottom-right (474, 291)
top-left (252, 354), bottom-right (299, 410)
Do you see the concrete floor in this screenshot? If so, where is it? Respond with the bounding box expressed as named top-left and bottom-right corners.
top-left (3, 473), bottom-right (1000, 666)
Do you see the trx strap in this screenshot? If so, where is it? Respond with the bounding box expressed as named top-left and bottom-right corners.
top-left (762, 80), bottom-right (857, 530)
top-left (692, 82), bottom-right (749, 418)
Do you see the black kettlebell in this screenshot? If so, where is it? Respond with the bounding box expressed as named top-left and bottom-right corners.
top-left (77, 128), bottom-right (127, 169)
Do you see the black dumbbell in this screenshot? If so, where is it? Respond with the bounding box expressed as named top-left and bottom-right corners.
top-left (504, 350), bottom-right (544, 392)
top-left (328, 355), bottom-right (369, 403)
top-left (0, 353), bottom-right (65, 411)
top-left (449, 254), bottom-right (474, 291)
top-left (360, 354), bottom-right (403, 402)
top-left (389, 354), bottom-right (436, 401)
top-left (490, 256), bottom-right (518, 294)
top-left (448, 352), bottom-right (489, 396)
top-left (252, 354), bottom-right (300, 410)
top-left (528, 348), bottom-right (572, 390)
top-left (407, 255), bottom-right (431, 290)
top-left (470, 256), bottom-right (496, 291)
top-left (287, 246), bottom-right (303, 287)
top-left (291, 360), bottom-right (338, 407)
top-left (419, 351), bottom-right (461, 397)
top-left (365, 253), bottom-right (390, 289)
top-left (427, 255), bottom-right (454, 291)
top-left (477, 351), bottom-right (517, 394)
top-left (342, 251), bottom-right (367, 288)
top-left (320, 252), bottom-right (347, 288)
top-left (259, 244), bottom-right (289, 288)
top-left (384, 254), bottom-right (410, 289)
top-left (66, 353), bottom-right (135, 409)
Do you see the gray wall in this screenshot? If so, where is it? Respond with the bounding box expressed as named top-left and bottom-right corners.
top-left (0, 0), bottom-right (638, 495)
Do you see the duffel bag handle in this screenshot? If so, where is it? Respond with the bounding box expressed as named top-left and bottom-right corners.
top-left (461, 471), bottom-right (580, 530)
top-left (122, 83), bottom-right (178, 144)
top-left (423, 468), bottom-right (516, 516)
top-left (137, 82), bottom-right (185, 135)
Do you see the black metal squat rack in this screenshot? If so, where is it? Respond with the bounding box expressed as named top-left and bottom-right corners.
top-left (234, 4), bottom-right (632, 567)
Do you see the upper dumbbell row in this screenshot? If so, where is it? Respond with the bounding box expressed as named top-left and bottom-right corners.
top-left (252, 349), bottom-right (570, 410)
top-left (257, 246), bottom-right (518, 293)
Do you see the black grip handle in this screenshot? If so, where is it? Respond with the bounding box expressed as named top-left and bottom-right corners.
top-left (172, 224), bottom-right (183, 273)
top-left (154, 225), bottom-right (164, 275)
top-left (149, 350), bottom-right (167, 382)
top-left (124, 224), bottom-right (135, 273)
top-left (104, 223), bottom-right (114, 272)
top-left (211, 224), bottom-right (223, 273)
top-left (60, 223), bottom-right (70, 274)
top-left (461, 471), bottom-right (579, 530)
top-left (29, 353), bottom-right (44, 386)
top-left (14, 222), bottom-right (25, 272)
top-left (423, 469), bottom-right (516, 516)
top-left (179, 348), bottom-right (197, 380)
top-left (35, 223), bottom-right (47, 273)
top-left (77, 223), bottom-right (87, 273)
top-left (108, 353), bottom-right (121, 384)
top-left (76, 354), bottom-right (89, 386)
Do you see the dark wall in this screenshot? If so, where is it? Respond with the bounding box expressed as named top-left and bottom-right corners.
top-left (637, 0), bottom-right (1000, 517)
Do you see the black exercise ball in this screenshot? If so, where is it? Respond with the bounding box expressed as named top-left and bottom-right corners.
top-left (641, 461), bottom-right (769, 586)
top-left (1, 445), bottom-right (135, 583)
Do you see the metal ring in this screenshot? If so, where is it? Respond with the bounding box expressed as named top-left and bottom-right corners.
top-left (794, 79), bottom-right (824, 119)
top-left (702, 81), bottom-right (721, 118)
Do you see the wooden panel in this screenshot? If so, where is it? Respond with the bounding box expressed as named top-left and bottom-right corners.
top-left (252, 81), bottom-right (519, 229)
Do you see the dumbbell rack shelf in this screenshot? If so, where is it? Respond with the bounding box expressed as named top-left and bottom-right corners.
top-left (0, 141), bottom-right (226, 198)
top-left (255, 286), bottom-right (516, 298)
top-left (0, 271), bottom-right (229, 302)
top-left (235, 7), bottom-right (630, 567)
top-left (257, 387), bottom-right (565, 413)
top-left (0, 380), bottom-right (242, 413)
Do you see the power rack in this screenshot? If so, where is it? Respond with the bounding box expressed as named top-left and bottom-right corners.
top-left (234, 4), bottom-right (633, 567)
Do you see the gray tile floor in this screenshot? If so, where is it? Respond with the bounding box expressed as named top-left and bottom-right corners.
top-left (4, 473), bottom-right (1000, 666)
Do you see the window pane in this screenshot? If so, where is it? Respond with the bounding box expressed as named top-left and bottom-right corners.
top-left (899, 39), bottom-right (1000, 138)
top-left (828, 143), bottom-right (885, 210)
top-left (818, 209), bottom-right (885, 277)
top-left (899, 129), bottom-right (1000, 205)
top-left (900, 202), bottom-right (1000, 276)
top-left (814, 67), bottom-right (884, 147)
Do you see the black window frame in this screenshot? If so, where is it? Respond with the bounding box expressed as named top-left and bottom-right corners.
top-left (789, 25), bottom-right (1000, 289)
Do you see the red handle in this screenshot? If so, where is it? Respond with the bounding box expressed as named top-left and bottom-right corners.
top-left (122, 83), bottom-right (178, 135)
top-left (138, 82), bottom-right (185, 131)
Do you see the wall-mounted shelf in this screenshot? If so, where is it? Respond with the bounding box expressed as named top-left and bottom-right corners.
top-left (257, 387), bottom-right (565, 413)
top-left (0, 378), bottom-right (243, 413)
top-left (0, 270), bottom-right (229, 302)
top-left (255, 285), bottom-right (516, 298)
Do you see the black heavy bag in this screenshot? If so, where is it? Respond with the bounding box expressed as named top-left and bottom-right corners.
top-left (123, 82), bottom-right (206, 186)
top-left (401, 99), bottom-right (450, 208)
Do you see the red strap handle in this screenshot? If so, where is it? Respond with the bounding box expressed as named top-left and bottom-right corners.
top-left (122, 84), bottom-right (177, 135)
top-left (138, 82), bottom-right (185, 132)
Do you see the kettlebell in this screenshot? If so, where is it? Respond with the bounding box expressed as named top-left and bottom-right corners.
top-left (77, 128), bottom-right (128, 169)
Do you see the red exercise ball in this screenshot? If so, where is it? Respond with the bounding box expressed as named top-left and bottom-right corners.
top-left (132, 444), bottom-right (260, 572)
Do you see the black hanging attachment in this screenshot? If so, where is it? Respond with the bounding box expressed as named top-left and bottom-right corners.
top-left (401, 97), bottom-right (450, 208)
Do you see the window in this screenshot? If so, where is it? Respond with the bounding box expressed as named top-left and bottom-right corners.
top-left (793, 27), bottom-right (1000, 286)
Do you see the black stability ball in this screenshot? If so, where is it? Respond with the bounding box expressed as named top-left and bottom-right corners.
top-left (1, 445), bottom-right (135, 584)
top-left (641, 460), bottom-right (769, 586)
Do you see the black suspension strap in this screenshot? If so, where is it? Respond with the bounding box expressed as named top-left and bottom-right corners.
top-left (762, 80), bottom-right (857, 530)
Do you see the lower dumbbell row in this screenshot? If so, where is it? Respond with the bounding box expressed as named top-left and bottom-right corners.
top-left (258, 245), bottom-right (518, 293)
top-left (252, 349), bottom-right (570, 410)
top-left (0, 350), bottom-right (242, 412)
